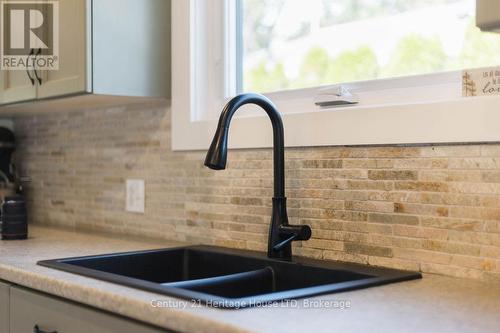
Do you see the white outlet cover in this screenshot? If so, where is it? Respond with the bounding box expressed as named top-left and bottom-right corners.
top-left (126, 179), bottom-right (145, 213)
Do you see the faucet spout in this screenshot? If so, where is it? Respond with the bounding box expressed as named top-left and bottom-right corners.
top-left (205, 93), bottom-right (311, 261)
top-left (205, 93), bottom-right (285, 197)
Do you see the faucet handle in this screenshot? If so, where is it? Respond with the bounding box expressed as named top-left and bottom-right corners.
top-left (273, 234), bottom-right (298, 252)
top-left (272, 225), bottom-right (312, 252)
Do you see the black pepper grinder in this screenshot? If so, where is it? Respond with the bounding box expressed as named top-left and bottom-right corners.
top-left (1, 195), bottom-right (27, 240)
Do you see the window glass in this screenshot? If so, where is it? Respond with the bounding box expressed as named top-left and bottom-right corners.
top-left (241, 0), bottom-right (500, 93)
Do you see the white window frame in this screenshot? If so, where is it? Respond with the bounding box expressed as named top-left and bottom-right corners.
top-left (172, 0), bottom-right (500, 151)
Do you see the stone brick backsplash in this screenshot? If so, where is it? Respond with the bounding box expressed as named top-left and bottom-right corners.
top-left (13, 102), bottom-right (500, 282)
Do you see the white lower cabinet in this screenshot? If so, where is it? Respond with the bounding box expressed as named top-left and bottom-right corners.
top-left (9, 286), bottom-right (170, 333)
top-left (0, 282), bottom-right (9, 333)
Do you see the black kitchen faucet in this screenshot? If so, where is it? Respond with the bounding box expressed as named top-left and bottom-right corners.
top-left (204, 93), bottom-right (311, 261)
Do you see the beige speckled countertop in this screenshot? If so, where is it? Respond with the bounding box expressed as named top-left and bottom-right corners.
top-left (1, 226), bottom-right (499, 333)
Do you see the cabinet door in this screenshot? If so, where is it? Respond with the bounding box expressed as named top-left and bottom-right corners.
top-left (0, 69), bottom-right (37, 105)
top-left (0, 281), bottom-right (9, 333)
top-left (36, 0), bottom-right (88, 98)
top-left (92, 0), bottom-right (170, 97)
top-left (0, 0), bottom-right (42, 105)
top-left (10, 286), bottom-right (171, 333)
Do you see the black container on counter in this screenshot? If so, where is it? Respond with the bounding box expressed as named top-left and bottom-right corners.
top-left (0, 195), bottom-right (27, 240)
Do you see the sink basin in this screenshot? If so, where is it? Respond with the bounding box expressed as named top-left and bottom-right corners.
top-left (38, 246), bottom-right (421, 308)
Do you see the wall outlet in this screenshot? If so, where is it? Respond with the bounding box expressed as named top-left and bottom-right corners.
top-left (126, 179), bottom-right (145, 213)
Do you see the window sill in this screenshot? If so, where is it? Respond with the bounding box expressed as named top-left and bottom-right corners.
top-left (172, 94), bottom-right (500, 151)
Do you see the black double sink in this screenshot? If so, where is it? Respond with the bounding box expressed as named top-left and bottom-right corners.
top-left (38, 246), bottom-right (421, 308)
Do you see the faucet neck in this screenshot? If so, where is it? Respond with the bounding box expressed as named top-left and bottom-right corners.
top-left (216, 93), bottom-right (285, 198)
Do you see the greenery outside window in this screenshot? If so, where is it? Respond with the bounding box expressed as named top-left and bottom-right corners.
top-left (240, 0), bottom-right (500, 93)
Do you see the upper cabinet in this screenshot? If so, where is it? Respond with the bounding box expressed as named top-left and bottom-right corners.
top-left (37, 0), bottom-right (87, 99)
top-left (477, 0), bottom-right (500, 33)
top-left (0, 0), bottom-right (171, 107)
top-left (92, 0), bottom-right (171, 97)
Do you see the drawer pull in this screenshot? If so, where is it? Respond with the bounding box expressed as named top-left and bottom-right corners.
top-left (33, 325), bottom-right (57, 333)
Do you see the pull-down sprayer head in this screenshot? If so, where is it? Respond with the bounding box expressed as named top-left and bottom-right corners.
top-left (204, 127), bottom-right (229, 170)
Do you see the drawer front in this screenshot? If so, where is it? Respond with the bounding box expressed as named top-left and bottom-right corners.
top-left (0, 281), bottom-right (9, 333)
top-left (10, 287), bottom-right (170, 333)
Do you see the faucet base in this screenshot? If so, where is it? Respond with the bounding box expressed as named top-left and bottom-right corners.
top-left (268, 197), bottom-right (312, 261)
top-left (267, 197), bottom-right (292, 260)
